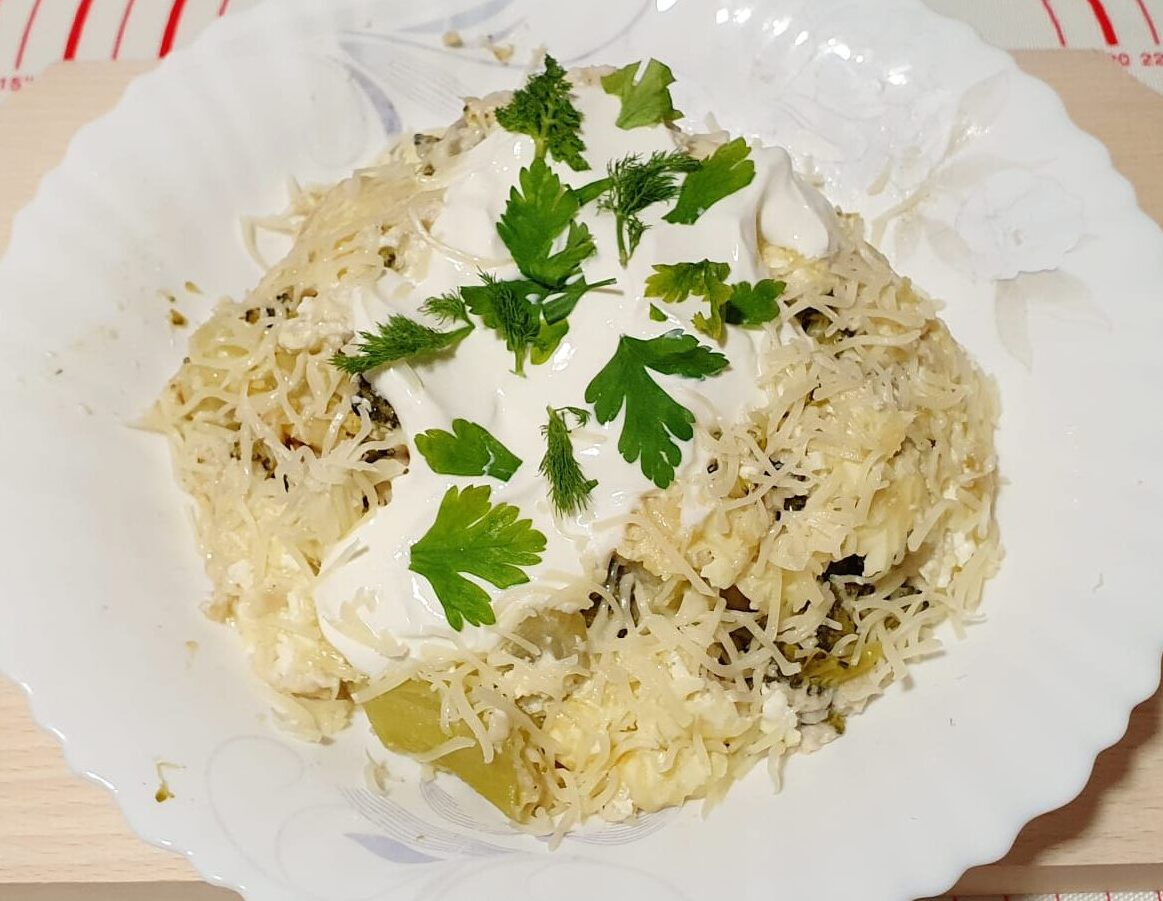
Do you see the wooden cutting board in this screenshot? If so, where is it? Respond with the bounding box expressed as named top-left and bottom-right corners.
top-left (0, 54), bottom-right (1161, 900)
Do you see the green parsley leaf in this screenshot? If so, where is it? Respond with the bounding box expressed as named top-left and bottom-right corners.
top-left (644, 260), bottom-right (731, 304)
top-left (595, 151), bottom-right (699, 266)
top-left (497, 158), bottom-right (595, 286)
top-left (540, 406), bottom-right (598, 516)
top-left (724, 279), bottom-right (785, 327)
top-left (410, 485), bottom-right (547, 631)
top-left (664, 137), bottom-right (756, 225)
top-left (648, 303), bottom-right (668, 322)
top-left (414, 419), bottom-right (522, 481)
top-left (600, 59), bottom-right (683, 129)
top-left (644, 260), bottom-right (733, 340)
top-left (571, 177), bottom-right (610, 206)
top-left (692, 306), bottom-right (728, 342)
top-left (540, 275), bottom-right (617, 324)
top-left (495, 55), bottom-right (588, 171)
top-left (645, 263), bottom-right (784, 339)
top-left (585, 331), bottom-right (728, 488)
top-left (530, 318), bottom-right (570, 366)
top-left (331, 315), bottom-right (472, 375)
top-left (461, 276), bottom-right (541, 376)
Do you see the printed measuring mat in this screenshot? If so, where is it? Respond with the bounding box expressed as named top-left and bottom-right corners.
top-left (0, 0), bottom-right (257, 96)
top-left (4, 0), bottom-right (1163, 100)
top-left (927, 0), bottom-right (1163, 85)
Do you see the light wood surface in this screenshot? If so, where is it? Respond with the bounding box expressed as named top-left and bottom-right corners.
top-left (1, 53), bottom-right (1162, 899)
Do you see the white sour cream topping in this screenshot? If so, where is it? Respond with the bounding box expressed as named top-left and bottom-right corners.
top-left (315, 84), bottom-right (838, 675)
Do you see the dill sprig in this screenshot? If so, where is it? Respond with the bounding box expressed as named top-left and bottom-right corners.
top-left (462, 274), bottom-right (542, 375)
top-left (539, 406), bottom-right (598, 516)
top-left (594, 150), bottom-right (699, 266)
top-left (420, 290), bottom-right (471, 325)
top-left (332, 315), bottom-right (472, 375)
top-left (494, 284), bottom-right (541, 374)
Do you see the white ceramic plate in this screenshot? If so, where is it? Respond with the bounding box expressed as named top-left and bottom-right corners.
top-left (2, 1), bottom-right (1161, 899)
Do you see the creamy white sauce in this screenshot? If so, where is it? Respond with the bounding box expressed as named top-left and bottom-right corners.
top-left (315, 84), bottom-right (838, 675)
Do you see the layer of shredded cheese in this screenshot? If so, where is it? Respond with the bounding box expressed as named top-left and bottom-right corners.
top-left (152, 87), bottom-right (999, 826)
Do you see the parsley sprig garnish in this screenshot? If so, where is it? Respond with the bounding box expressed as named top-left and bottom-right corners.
top-left (644, 260), bottom-right (731, 305)
top-left (410, 485), bottom-right (547, 630)
top-left (393, 157), bottom-right (616, 378)
top-left (415, 419), bottom-right (522, 481)
top-left (645, 260), bottom-right (733, 340)
top-left (540, 406), bottom-right (598, 516)
top-left (723, 279), bottom-right (785, 327)
top-left (601, 59), bottom-right (683, 130)
top-left (593, 151), bottom-right (699, 266)
top-left (646, 261), bottom-right (784, 340)
top-left (496, 55), bottom-right (588, 171)
top-left (586, 331), bottom-right (728, 488)
top-left (461, 156), bottom-right (614, 373)
top-left (332, 315), bottom-right (473, 375)
top-left (664, 137), bottom-right (756, 225)
top-left (497, 158), bottom-right (599, 288)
